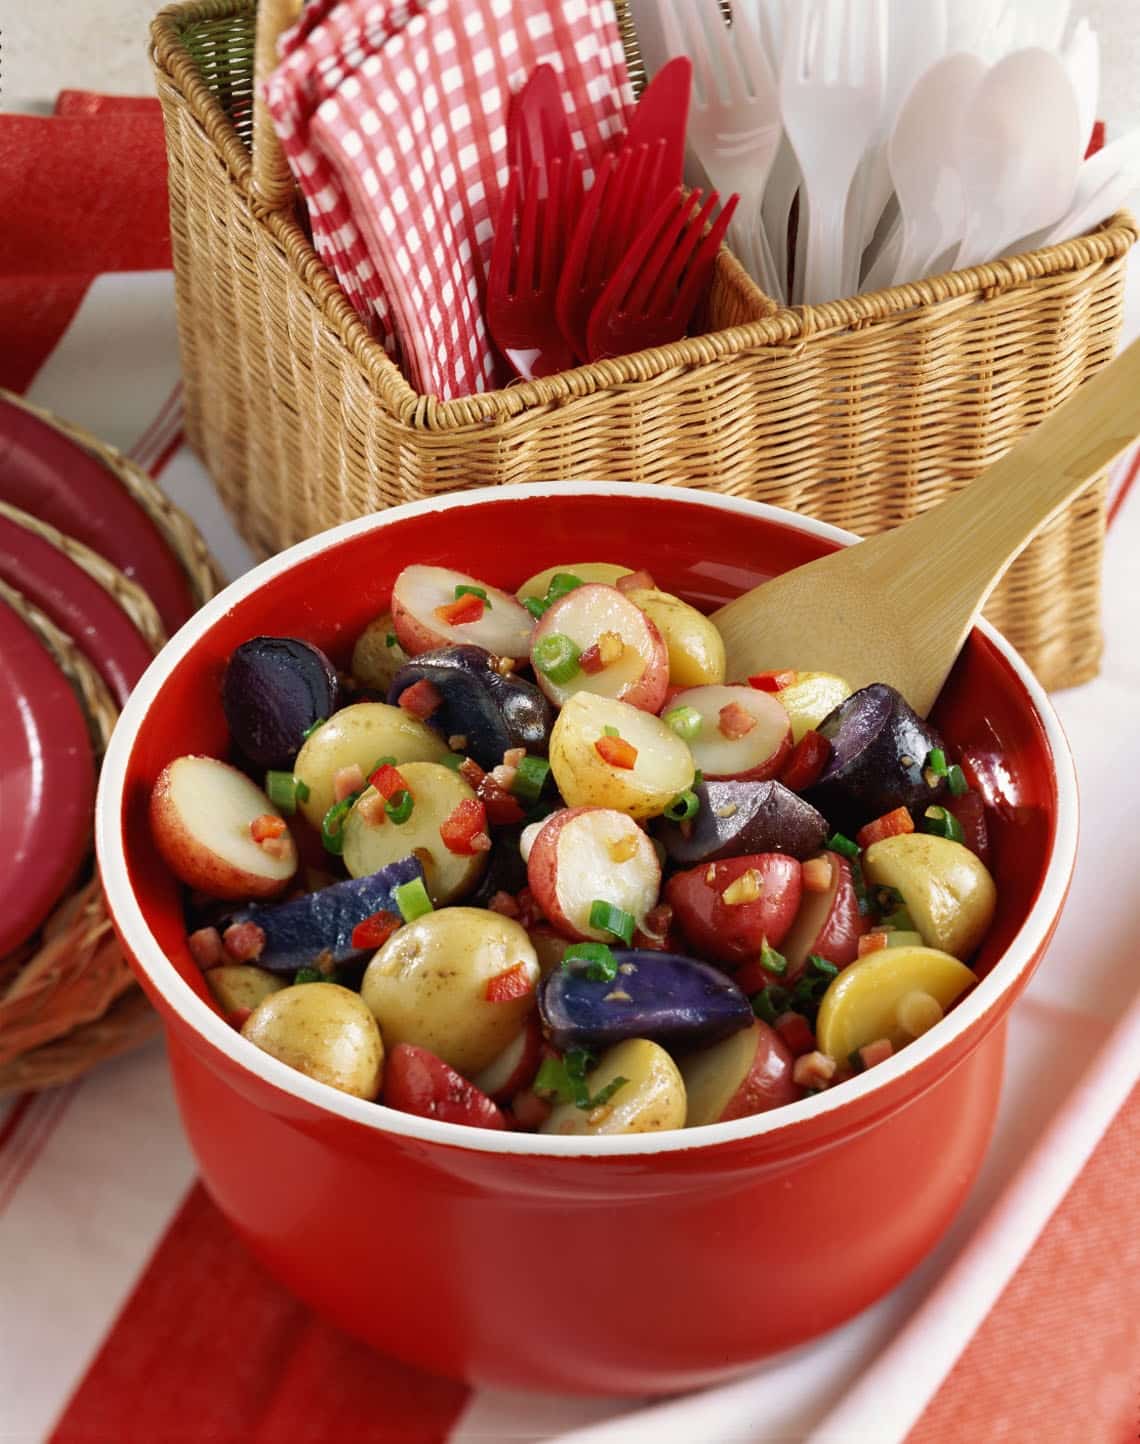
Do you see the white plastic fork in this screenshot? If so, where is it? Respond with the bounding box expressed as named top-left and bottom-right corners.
top-left (659, 0), bottom-right (785, 300)
top-left (781, 0), bottom-right (885, 306)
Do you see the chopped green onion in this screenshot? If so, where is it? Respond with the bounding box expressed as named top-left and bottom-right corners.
top-left (850, 858), bottom-right (872, 916)
top-left (663, 789), bottom-right (700, 822)
top-left (511, 755), bottom-right (551, 802)
top-left (532, 633), bottom-right (581, 684)
top-left (320, 797), bottom-right (354, 855)
top-left (439, 751), bottom-right (465, 771)
top-left (294, 966), bottom-right (333, 985)
top-left (454, 584), bottom-right (490, 607)
top-left (663, 705), bottom-right (703, 742)
top-left (602, 725), bottom-right (620, 737)
top-left (369, 755), bottom-right (398, 774)
top-left (808, 954), bottom-right (838, 977)
top-left (947, 764), bottom-right (968, 797)
top-left (546, 572), bottom-right (584, 602)
top-left (751, 984), bottom-right (791, 1025)
top-left (302, 717), bottom-right (326, 740)
top-left (295, 778), bottom-right (310, 803)
top-left (534, 1046), bottom-right (626, 1111)
top-left (923, 805), bottom-right (965, 843)
top-left (692, 768), bottom-right (703, 787)
top-left (385, 632), bottom-right (398, 648)
top-left (385, 789), bottom-right (415, 824)
top-left (394, 877), bottom-right (433, 923)
top-left (759, 940), bottom-right (787, 976)
top-left (926, 747), bottom-right (949, 778)
top-left (588, 901), bottom-right (636, 946)
top-left (265, 770), bottom-right (300, 814)
top-left (562, 942), bottom-right (618, 981)
top-left (827, 831), bottom-right (861, 860)
top-left (524, 596), bottom-right (550, 620)
top-left (585, 1075), bottom-right (628, 1111)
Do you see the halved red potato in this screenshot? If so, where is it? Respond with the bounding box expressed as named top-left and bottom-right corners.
top-left (548, 692), bottom-right (696, 820)
top-left (667, 684), bottom-right (792, 781)
top-left (771, 852), bottom-right (868, 985)
top-left (472, 1015), bottom-right (543, 1102)
top-left (680, 1020), bottom-right (798, 1126)
top-left (526, 806), bottom-right (661, 942)
top-left (391, 565), bottom-right (535, 662)
top-left (531, 585), bottom-right (668, 712)
top-left (665, 854), bottom-right (802, 967)
top-left (150, 755), bottom-right (298, 900)
top-left (516, 561), bottom-right (632, 601)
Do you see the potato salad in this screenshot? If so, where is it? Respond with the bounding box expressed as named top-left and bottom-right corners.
top-left (150, 561), bottom-right (997, 1135)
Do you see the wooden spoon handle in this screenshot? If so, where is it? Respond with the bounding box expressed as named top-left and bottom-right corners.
top-left (869, 336), bottom-right (1140, 628)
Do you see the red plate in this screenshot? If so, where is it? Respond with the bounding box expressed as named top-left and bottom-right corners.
top-left (0, 601), bottom-right (96, 955)
top-left (0, 513), bottom-right (154, 707)
top-left (0, 398), bottom-right (196, 633)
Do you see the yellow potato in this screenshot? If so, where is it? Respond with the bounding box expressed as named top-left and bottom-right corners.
top-left (541, 1039), bottom-right (687, 1135)
top-left (362, 909), bottom-right (539, 1075)
top-left (242, 983), bottom-right (385, 1099)
top-left (626, 588), bottom-right (726, 687)
top-left (293, 702), bottom-right (448, 829)
top-left (815, 945), bottom-right (976, 1059)
top-left (549, 692), bottom-right (695, 820)
top-left (351, 612), bottom-right (409, 693)
top-left (775, 672), bottom-right (853, 743)
top-left (205, 964), bottom-right (286, 1016)
top-left (342, 761), bottom-right (486, 904)
top-left (863, 833), bottom-right (997, 959)
top-left (516, 561), bottom-right (632, 601)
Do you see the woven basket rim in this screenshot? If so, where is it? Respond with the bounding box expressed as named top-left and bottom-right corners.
top-left (151, 0), bottom-right (1139, 431)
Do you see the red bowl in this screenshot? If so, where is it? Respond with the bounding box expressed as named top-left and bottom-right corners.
top-left (96, 486), bottom-right (1076, 1396)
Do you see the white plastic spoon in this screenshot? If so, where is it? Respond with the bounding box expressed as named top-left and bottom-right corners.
top-left (1062, 18), bottom-right (1100, 156)
top-left (1034, 131), bottom-right (1140, 249)
top-left (954, 48), bottom-right (1082, 271)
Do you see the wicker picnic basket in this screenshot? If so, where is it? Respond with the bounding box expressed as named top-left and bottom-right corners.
top-left (0, 393), bottom-right (223, 1095)
top-left (151, 0), bottom-right (1137, 691)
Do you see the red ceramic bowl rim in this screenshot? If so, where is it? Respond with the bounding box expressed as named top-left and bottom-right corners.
top-left (95, 484), bottom-right (1078, 1158)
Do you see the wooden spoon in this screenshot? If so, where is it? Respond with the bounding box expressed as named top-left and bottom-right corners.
top-left (713, 337), bottom-right (1140, 716)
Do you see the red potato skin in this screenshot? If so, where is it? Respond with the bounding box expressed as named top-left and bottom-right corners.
top-left (475, 1016), bottom-right (543, 1103)
top-left (389, 590), bottom-right (455, 659)
top-left (704, 725), bottom-right (794, 784)
top-left (383, 1044), bottom-right (507, 1129)
top-left (720, 1023), bottom-right (800, 1120)
top-left (665, 854), bottom-right (802, 967)
top-left (526, 806), bottom-right (660, 942)
top-left (149, 760), bottom-right (296, 902)
top-left (533, 585), bottom-right (670, 713)
top-left (741, 853), bottom-right (867, 993)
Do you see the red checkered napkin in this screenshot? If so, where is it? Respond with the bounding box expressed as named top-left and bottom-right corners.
top-left (265, 2), bottom-right (428, 359)
top-left (272, 0), bottom-right (633, 399)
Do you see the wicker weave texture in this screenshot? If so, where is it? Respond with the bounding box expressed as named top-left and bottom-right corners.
top-left (152, 0), bottom-right (1136, 691)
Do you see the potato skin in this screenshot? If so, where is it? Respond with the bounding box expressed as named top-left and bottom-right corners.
top-left (863, 833), bottom-right (997, 959)
top-left (815, 945), bottom-right (976, 1058)
top-left (362, 909), bottom-right (540, 1075)
top-left (241, 983), bottom-right (384, 1099)
top-left (516, 562), bottom-right (632, 601)
top-left (351, 613), bottom-right (409, 693)
top-left (205, 964), bottom-right (286, 1017)
top-left (293, 702), bottom-right (449, 829)
top-left (540, 1039), bottom-right (687, 1135)
top-left (626, 588), bottom-right (726, 687)
top-left (549, 692), bottom-right (695, 820)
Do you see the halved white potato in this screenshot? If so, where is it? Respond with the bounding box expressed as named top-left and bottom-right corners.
top-left (342, 761), bottom-right (486, 904)
top-left (392, 564), bottom-right (535, 661)
top-left (516, 561), bottom-right (633, 601)
top-left (362, 908), bottom-right (540, 1075)
top-left (774, 672), bottom-right (852, 743)
top-left (526, 806), bottom-right (661, 941)
top-left (350, 612), bottom-right (409, 693)
top-left (863, 833), bottom-right (997, 959)
top-left (293, 702), bottom-right (448, 829)
top-left (150, 755), bottom-right (298, 900)
top-left (541, 1039), bottom-right (687, 1135)
top-left (625, 587), bottom-right (726, 687)
top-left (242, 983), bottom-right (384, 1099)
top-left (668, 684), bottom-right (792, 780)
top-left (549, 692), bottom-right (695, 820)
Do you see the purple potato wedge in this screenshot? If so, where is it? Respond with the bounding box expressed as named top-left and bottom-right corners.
top-left (656, 779), bottom-right (828, 865)
top-left (539, 950), bottom-right (753, 1054)
top-left (806, 684), bottom-right (948, 830)
top-left (228, 855), bottom-right (425, 973)
top-left (222, 636), bottom-right (340, 768)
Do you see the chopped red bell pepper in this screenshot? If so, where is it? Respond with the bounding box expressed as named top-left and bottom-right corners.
top-left (434, 593), bottom-right (485, 626)
top-left (369, 763), bottom-right (409, 799)
top-left (718, 701), bottom-right (757, 739)
top-left (858, 931), bottom-right (890, 957)
top-left (250, 813), bottom-right (287, 843)
top-left (397, 678), bottom-right (444, 719)
top-left (747, 670), bottom-right (797, 692)
top-left (780, 729), bottom-right (831, 791)
top-left (773, 1011), bottom-right (816, 1057)
top-left (594, 734), bottom-right (638, 769)
top-left (856, 806), bottom-right (915, 850)
top-left (484, 961), bottom-right (534, 1003)
top-left (350, 909), bottom-right (401, 950)
top-left (439, 797), bottom-right (491, 855)
top-left (478, 774), bottom-right (526, 826)
top-left (578, 642), bottom-right (606, 675)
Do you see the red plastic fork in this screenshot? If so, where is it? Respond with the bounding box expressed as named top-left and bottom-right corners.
top-left (486, 157), bottom-right (582, 380)
top-left (585, 186), bottom-right (739, 361)
top-left (555, 141), bottom-right (666, 364)
top-left (508, 64), bottom-right (575, 195)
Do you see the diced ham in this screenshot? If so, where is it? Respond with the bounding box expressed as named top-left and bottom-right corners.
top-left (222, 921), bottom-right (267, 963)
top-left (333, 764), bottom-right (365, 802)
top-left (188, 926), bottom-right (224, 970)
top-left (718, 701), bottom-right (757, 740)
top-left (793, 1050), bottom-right (837, 1091)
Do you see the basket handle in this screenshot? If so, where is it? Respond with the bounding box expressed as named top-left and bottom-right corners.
top-left (252, 0), bottom-right (304, 209)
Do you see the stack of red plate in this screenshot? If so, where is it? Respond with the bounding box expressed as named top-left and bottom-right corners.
top-left (0, 394), bottom-right (217, 1088)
